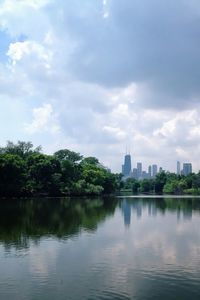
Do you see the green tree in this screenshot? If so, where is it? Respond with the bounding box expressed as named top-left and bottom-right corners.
top-left (54, 149), bottom-right (83, 194)
top-left (54, 149), bottom-right (82, 163)
top-left (0, 141), bottom-right (41, 158)
top-left (140, 179), bottom-right (154, 193)
top-left (124, 178), bottom-right (140, 193)
top-left (155, 171), bottom-right (167, 194)
top-left (163, 179), bottom-right (180, 194)
top-left (26, 153), bottom-right (61, 195)
top-left (0, 154), bottom-right (25, 196)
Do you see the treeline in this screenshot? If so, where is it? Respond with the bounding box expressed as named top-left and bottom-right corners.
top-left (122, 171), bottom-right (200, 195)
top-left (0, 141), bottom-right (121, 197)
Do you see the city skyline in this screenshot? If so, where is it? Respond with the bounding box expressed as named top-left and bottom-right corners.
top-left (122, 152), bottom-right (193, 178)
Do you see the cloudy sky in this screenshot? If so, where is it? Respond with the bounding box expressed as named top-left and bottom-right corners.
top-left (1, 0), bottom-right (200, 172)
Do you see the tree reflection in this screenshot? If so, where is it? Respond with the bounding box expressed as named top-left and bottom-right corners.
top-left (1, 196), bottom-right (200, 249)
top-left (0, 197), bottom-right (117, 249)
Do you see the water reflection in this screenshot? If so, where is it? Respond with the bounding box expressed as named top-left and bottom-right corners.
top-left (1, 196), bottom-right (200, 299)
top-left (0, 197), bottom-right (117, 250)
top-left (0, 196), bottom-right (200, 250)
top-left (119, 197), bottom-right (199, 227)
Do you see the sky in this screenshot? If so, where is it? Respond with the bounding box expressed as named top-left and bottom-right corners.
top-left (1, 0), bottom-right (200, 173)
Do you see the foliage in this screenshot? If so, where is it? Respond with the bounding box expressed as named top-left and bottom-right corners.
top-left (123, 171), bottom-right (200, 195)
top-left (140, 179), bottom-right (154, 193)
top-left (0, 141), bottom-right (41, 157)
top-left (0, 141), bottom-right (120, 197)
top-left (0, 154), bottom-right (25, 196)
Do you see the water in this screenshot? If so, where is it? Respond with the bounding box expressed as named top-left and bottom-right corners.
top-left (0, 196), bottom-right (200, 299)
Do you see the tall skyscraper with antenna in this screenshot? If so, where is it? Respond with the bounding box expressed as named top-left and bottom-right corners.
top-left (122, 150), bottom-right (132, 177)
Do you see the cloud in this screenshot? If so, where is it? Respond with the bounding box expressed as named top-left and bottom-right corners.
top-left (52, 0), bottom-right (200, 109)
top-left (0, 0), bottom-right (51, 48)
top-left (2, 0), bottom-right (200, 108)
top-left (7, 40), bottom-right (52, 69)
top-left (25, 103), bottom-right (60, 134)
top-left (1, 0), bottom-right (200, 172)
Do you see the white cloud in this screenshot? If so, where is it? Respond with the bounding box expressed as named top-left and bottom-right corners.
top-left (0, 0), bottom-right (50, 12)
top-left (103, 126), bottom-right (126, 140)
top-left (7, 40), bottom-right (53, 69)
top-left (102, 0), bottom-right (110, 18)
top-left (25, 103), bottom-right (60, 134)
top-left (1, 0), bottom-right (200, 172)
top-left (0, 0), bottom-right (50, 38)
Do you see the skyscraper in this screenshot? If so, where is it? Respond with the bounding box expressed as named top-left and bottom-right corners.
top-left (132, 168), bottom-right (138, 179)
top-left (122, 154), bottom-right (132, 177)
top-left (148, 165), bottom-right (152, 178)
top-left (152, 164), bottom-right (158, 178)
top-left (182, 163), bottom-right (192, 176)
top-left (177, 161), bottom-right (181, 175)
top-left (137, 162), bottom-right (142, 179)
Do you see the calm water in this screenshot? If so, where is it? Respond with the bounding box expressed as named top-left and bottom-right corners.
top-left (0, 196), bottom-right (200, 299)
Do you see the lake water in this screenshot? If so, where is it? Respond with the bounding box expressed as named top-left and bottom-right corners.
top-left (0, 196), bottom-right (200, 300)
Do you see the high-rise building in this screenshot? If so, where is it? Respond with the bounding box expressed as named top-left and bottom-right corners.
top-left (177, 161), bottom-right (181, 175)
top-left (182, 163), bottom-right (192, 176)
top-left (137, 162), bottom-right (142, 179)
top-left (142, 171), bottom-right (148, 179)
top-left (148, 165), bottom-right (152, 178)
top-left (152, 164), bottom-right (158, 178)
top-left (122, 154), bottom-right (132, 177)
top-left (132, 168), bottom-right (138, 179)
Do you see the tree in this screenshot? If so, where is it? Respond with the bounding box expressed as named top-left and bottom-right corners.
top-left (124, 178), bottom-right (140, 193)
top-left (54, 149), bottom-right (82, 164)
top-left (81, 157), bottom-right (99, 166)
top-left (0, 141), bottom-right (41, 158)
top-left (26, 153), bottom-right (61, 195)
top-left (163, 179), bottom-right (180, 194)
top-left (0, 141), bottom-right (125, 196)
top-left (155, 171), bottom-right (167, 194)
top-left (140, 179), bottom-right (154, 193)
top-left (54, 149), bottom-right (83, 194)
top-left (0, 154), bottom-right (25, 196)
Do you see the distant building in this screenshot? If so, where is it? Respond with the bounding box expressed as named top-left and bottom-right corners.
top-left (159, 167), bottom-right (163, 173)
top-left (182, 163), bottom-right (192, 176)
top-left (132, 168), bottom-right (138, 179)
top-left (142, 171), bottom-right (148, 179)
top-left (137, 162), bottom-right (142, 179)
top-left (122, 154), bottom-right (132, 177)
top-left (152, 164), bottom-right (158, 178)
top-left (148, 165), bottom-right (152, 178)
top-left (177, 161), bottom-right (181, 175)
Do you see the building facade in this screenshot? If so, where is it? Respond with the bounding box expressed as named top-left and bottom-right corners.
top-left (122, 154), bottom-right (132, 177)
top-left (152, 164), bottom-right (158, 178)
top-left (137, 162), bottom-right (142, 179)
top-left (182, 163), bottom-right (192, 176)
top-left (177, 161), bottom-right (181, 175)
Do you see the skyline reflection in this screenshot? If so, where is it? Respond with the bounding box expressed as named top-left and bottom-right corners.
top-left (120, 197), bottom-right (199, 228)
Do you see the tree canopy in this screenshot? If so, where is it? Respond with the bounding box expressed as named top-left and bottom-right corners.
top-left (122, 171), bottom-right (200, 195)
top-left (0, 141), bottom-right (120, 197)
